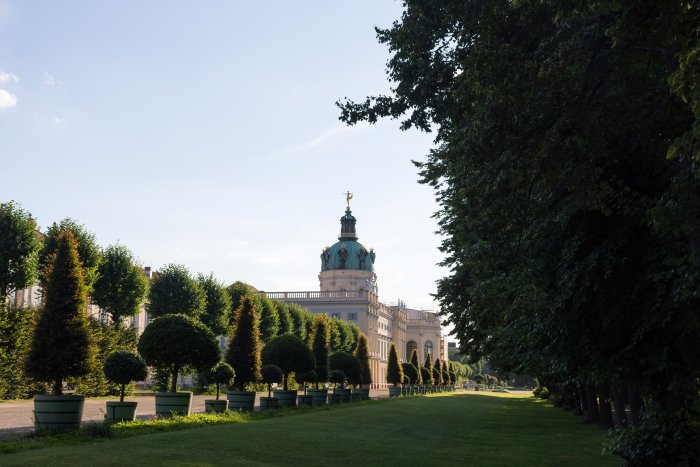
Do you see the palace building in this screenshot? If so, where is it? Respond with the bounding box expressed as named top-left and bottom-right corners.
top-left (266, 198), bottom-right (447, 388)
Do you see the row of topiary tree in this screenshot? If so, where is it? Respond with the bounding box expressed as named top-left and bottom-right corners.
top-left (386, 345), bottom-right (458, 396)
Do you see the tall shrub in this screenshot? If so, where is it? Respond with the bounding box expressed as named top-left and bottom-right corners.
top-left (410, 349), bottom-right (422, 385)
top-left (197, 273), bottom-right (232, 336)
top-left (262, 334), bottom-right (315, 390)
top-left (147, 264), bottom-right (205, 319)
top-left (386, 344), bottom-right (403, 387)
top-left (0, 304), bottom-right (39, 399)
top-left (0, 201), bottom-right (42, 306)
top-left (354, 333), bottom-right (372, 387)
top-left (256, 295), bottom-right (279, 343)
top-left (310, 314), bottom-right (330, 387)
top-left (25, 231), bottom-right (93, 395)
top-left (225, 296), bottom-right (262, 391)
top-left (329, 351), bottom-right (361, 388)
top-left (434, 358), bottom-right (444, 385)
top-left (401, 363), bottom-right (419, 385)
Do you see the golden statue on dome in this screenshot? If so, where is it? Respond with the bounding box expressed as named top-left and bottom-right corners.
top-left (344, 191), bottom-right (353, 209)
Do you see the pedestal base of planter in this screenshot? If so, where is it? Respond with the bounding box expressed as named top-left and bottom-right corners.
top-left (155, 392), bottom-right (192, 418)
top-left (308, 388), bottom-right (328, 406)
top-left (34, 394), bottom-right (84, 431)
top-left (106, 401), bottom-right (137, 422)
top-left (389, 387), bottom-right (402, 397)
top-left (334, 388), bottom-right (351, 402)
top-left (273, 390), bottom-right (297, 407)
top-left (226, 391), bottom-right (255, 411)
top-left (260, 397), bottom-right (279, 410)
top-left (205, 399), bottom-right (228, 413)
top-left (329, 393), bottom-right (342, 404)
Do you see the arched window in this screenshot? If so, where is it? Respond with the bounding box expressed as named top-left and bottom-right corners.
top-left (406, 341), bottom-right (417, 360)
top-left (424, 341), bottom-right (433, 360)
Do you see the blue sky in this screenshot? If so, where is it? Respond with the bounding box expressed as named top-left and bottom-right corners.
top-left (0, 1), bottom-right (447, 317)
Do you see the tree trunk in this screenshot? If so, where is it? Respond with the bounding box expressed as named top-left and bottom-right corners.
top-left (120, 383), bottom-right (126, 403)
top-left (283, 373), bottom-right (288, 391)
top-left (216, 384), bottom-right (220, 400)
top-left (170, 365), bottom-right (179, 392)
top-left (577, 384), bottom-right (587, 415)
top-left (54, 377), bottom-right (63, 396)
top-left (628, 387), bottom-right (642, 425)
top-left (584, 382), bottom-right (599, 423)
top-left (611, 388), bottom-right (626, 426)
top-left (573, 386), bottom-right (583, 415)
top-left (596, 380), bottom-right (613, 429)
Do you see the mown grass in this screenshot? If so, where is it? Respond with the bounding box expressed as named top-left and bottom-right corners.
top-left (0, 392), bottom-right (619, 466)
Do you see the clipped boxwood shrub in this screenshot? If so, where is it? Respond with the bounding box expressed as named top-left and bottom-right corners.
top-left (329, 351), bottom-right (361, 388)
top-left (137, 314), bottom-right (220, 392)
top-left (261, 364), bottom-right (283, 398)
top-left (210, 361), bottom-right (234, 400)
top-left (329, 369), bottom-right (346, 389)
top-left (401, 363), bottom-right (418, 385)
top-left (262, 334), bottom-right (315, 390)
top-left (103, 350), bottom-right (147, 402)
top-left (386, 344), bottom-right (403, 387)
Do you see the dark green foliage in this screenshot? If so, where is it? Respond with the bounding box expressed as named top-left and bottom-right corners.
top-left (210, 362), bottom-right (234, 400)
top-left (0, 201), bottom-right (42, 303)
top-left (401, 363), bottom-right (419, 385)
top-left (103, 350), bottom-right (147, 402)
top-left (275, 301), bottom-right (294, 335)
top-left (329, 351), bottom-right (361, 388)
top-left (420, 367), bottom-right (432, 386)
top-left (226, 281), bottom-right (254, 315)
top-left (409, 349), bottom-right (422, 385)
top-left (197, 273), bottom-right (232, 336)
top-left (255, 295), bottom-right (279, 343)
top-left (287, 304), bottom-right (307, 342)
top-left (329, 369), bottom-right (345, 388)
top-left (137, 314), bottom-right (220, 392)
top-left (261, 364), bottom-right (283, 398)
top-left (39, 218), bottom-right (101, 291)
top-left (386, 344), bottom-right (403, 387)
top-left (441, 361), bottom-right (450, 385)
top-left (262, 334), bottom-right (315, 390)
top-left (0, 304), bottom-right (40, 399)
top-left (354, 333), bottom-right (372, 386)
top-left (225, 296), bottom-right (262, 390)
top-left (328, 317), bottom-right (356, 352)
top-left (347, 324), bottom-right (361, 352)
top-left (434, 358), bottom-right (443, 385)
top-left (311, 314), bottom-right (330, 384)
top-left (73, 319), bottom-right (138, 397)
top-left (25, 231), bottom-right (93, 395)
top-left (423, 353), bottom-right (433, 383)
top-left (92, 244), bottom-right (148, 326)
top-left (147, 264), bottom-right (205, 319)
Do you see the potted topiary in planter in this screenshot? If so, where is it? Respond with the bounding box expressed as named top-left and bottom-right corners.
top-left (225, 296), bottom-right (262, 411)
top-left (103, 350), bottom-right (148, 422)
top-left (329, 351), bottom-right (361, 402)
top-left (24, 231), bottom-right (93, 431)
top-left (262, 334), bottom-right (315, 407)
top-left (401, 362), bottom-right (419, 396)
top-left (260, 364), bottom-right (283, 410)
top-left (353, 334), bottom-right (372, 401)
top-left (386, 344), bottom-right (404, 397)
top-left (420, 367), bottom-right (432, 394)
top-left (138, 314), bottom-right (220, 418)
top-left (205, 362), bottom-right (235, 413)
top-left (328, 370), bottom-right (346, 404)
top-left (308, 314), bottom-right (330, 406)
top-left (295, 370), bottom-right (316, 407)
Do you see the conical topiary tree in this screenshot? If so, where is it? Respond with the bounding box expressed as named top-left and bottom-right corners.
top-left (25, 231), bottom-right (93, 395)
top-left (401, 362), bottom-right (418, 386)
top-left (449, 361), bottom-right (457, 385)
top-left (225, 296), bottom-right (262, 391)
top-left (354, 333), bottom-right (372, 387)
top-left (311, 314), bottom-right (330, 388)
top-left (386, 344), bottom-right (404, 387)
top-left (434, 358), bottom-right (444, 385)
top-left (420, 366), bottom-right (432, 386)
top-left (423, 353), bottom-right (434, 385)
top-left (410, 349), bottom-right (423, 385)
top-left (441, 360), bottom-right (450, 385)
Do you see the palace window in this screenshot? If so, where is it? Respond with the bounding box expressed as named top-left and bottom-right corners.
top-left (424, 341), bottom-right (433, 359)
top-left (331, 312), bottom-right (341, 319)
top-left (348, 312), bottom-right (357, 320)
top-left (407, 340), bottom-right (417, 359)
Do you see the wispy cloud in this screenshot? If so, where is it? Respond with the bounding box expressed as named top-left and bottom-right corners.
top-left (52, 116), bottom-right (67, 125)
top-left (282, 122), bottom-right (372, 155)
top-left (0, 89), bottom-right (17, 109)
top-left (0, 71), bottom-right (19, 83)
top-left (43, 71), bottom-right (63, 87)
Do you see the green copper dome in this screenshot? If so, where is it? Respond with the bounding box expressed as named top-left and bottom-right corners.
top-left (320, 208), bottom-right (375, 272)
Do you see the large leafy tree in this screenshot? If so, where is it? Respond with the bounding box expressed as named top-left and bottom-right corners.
top-left (0, 201), bottom-right (42, 306)
top-left (39, 218), bottom-right (101, 291)
top-left (338, 1), bottom-right (700, 463)
top-left (147, 264), bottom-right (205, 319)
top-left (92, 244), bottom-right (149, 326)
top-left (197, 273), bottom-right (232, 336)
top-left (275, 300), bottom-right (294, 335)
top-left (255, 294), bottom-right (279, 343)
top-left (25, 231), bottom-right (93, 395)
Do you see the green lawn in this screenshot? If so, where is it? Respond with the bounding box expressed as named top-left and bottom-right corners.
top-left (0, 392), bottom-right (618, 466)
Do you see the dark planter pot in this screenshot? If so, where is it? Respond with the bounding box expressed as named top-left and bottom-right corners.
top-left (34, 394), bottom-right (84, 431)
top-left (354, 388), bottom-right (370, 401)
top-left (155, 392), bottom-right (192, 418)
top-left (329, 393), bottom-right (342, 404)
top-left (227, 390), bottom-right (256, 411)
top-left (308, 388), bottom-right (328, 406)
top-left (273, 390), bottom-right (297, 407)
top-left (297, 395), bottom-right (313, 407)
top-left (105, 401), bottom-right (137, 422)
top-left (334, 388), bottom-right (351, 402)
top-left (389, 387), bottom-right (402, 397)
top-left (205, 399), bottom-right (228, 413)
top-left (260, 397), bottom-right (279, 410)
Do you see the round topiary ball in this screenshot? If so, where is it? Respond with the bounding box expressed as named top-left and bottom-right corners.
top-left (211, 361), bottom-right (235, 387)
top-left (104, 350), bottom-right (148, 386)
top-left (261, 364), bottom-right (283, 385)
top-left (329, 369), bottom-right (346, 385)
